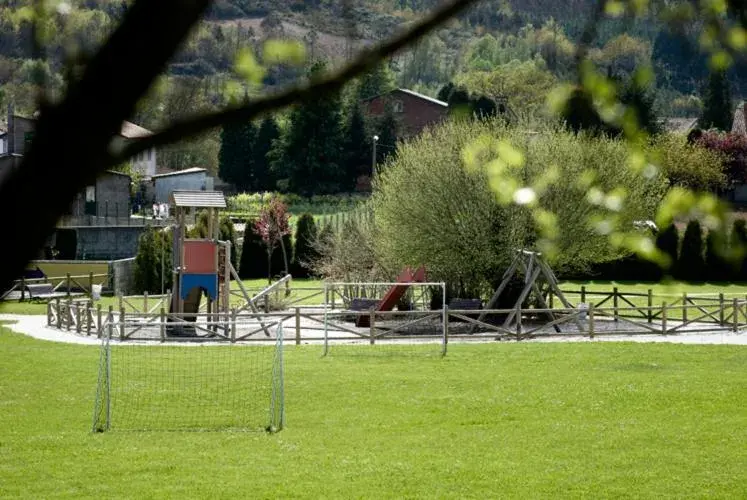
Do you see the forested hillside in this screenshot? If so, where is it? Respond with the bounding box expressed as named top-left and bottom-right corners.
top-left (0, 0), bottom-right (743, 174)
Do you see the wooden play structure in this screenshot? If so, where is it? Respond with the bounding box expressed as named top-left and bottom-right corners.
top-left (471, 249), bottom-right (582, 334)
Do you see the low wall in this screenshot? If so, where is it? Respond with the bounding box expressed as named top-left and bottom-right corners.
top-left (72, 226), bottom-right (144, 260)
top-left (29, 260), bottom-right (110, 288)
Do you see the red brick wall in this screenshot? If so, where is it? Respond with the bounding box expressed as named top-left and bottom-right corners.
top-left (364, 90), bottom-right (448, 138)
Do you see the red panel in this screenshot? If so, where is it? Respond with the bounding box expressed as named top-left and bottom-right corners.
top-left (184, 240), bottom-right (217, 274)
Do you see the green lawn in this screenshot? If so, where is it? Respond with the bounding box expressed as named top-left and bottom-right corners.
top-left (0, 330), bottom-right (745, 498)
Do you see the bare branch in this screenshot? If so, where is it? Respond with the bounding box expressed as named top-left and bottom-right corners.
top-left (114, 0), bottom-right (481, 166)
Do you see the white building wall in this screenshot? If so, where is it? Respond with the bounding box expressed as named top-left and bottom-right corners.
top-left (132, 148), bottom-right (156, 178)
top-left (154, 172), bottom-right (208, 204)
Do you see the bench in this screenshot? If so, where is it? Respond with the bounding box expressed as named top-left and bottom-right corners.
top-left (449, 298), bottom-right (482, 310)
top-left (349, 298), bottom-right (380, 327)
top-left (25, 283), bottom-right (55, 298)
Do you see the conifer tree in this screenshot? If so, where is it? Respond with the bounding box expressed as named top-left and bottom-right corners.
top-left (356, 62), bottom-right (396, 101)
top-left (239, 218), bottom-right (267, 279)
top-left (253, 117), bottom-right (280, 191)
top-left (699, 69), bottom-right (733, 131)
top-left (292, 213), bottom-right (318, 278)
top-left (655, 223), bottom-right (679, 272)
top-left (731, 219), bottom-right (747, 281)
top-left (375, 107), bottom-right (398, 170)
top-left (343, 104), bottom-right (371, 188)
top-left (677, 220), bottom-right (705, 282)
top-left (705, 229), bottom-right (730, 282)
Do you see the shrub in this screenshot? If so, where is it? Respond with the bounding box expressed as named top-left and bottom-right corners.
top-left (134, 227), bottom-right (172, 294)
top-left (647, 134), bottom-right (726, 191)
top-left (677, 220), bottom-right (705, 282)
top-left (239, 217), bottom-right (266, 279)
top-left (697, 132), bottom-right (747, 188)
top-left (371, 119), bottom-right (667, 297)
top-left (292, 213), bottom-right (318, 278)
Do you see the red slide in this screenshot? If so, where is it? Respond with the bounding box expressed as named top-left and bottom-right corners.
top-left (356, 266), bottom-right (426, 327)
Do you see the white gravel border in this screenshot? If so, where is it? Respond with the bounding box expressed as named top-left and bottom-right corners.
top-left (2, 314), bottom-right (747, 346)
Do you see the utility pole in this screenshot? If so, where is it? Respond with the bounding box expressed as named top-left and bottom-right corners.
top-left (372, 135), bottom-right (379, 185)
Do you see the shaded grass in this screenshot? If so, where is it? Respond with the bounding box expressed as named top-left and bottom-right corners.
top-left (0, 329), bottom-right (745, 498)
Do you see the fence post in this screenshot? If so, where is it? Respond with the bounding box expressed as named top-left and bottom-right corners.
top-left (66, 299), bottom-right (72, 331)
top-left (682, 292), bottom-right (688, 323)
top-left (46, 300), bottom-right (52, 326)
top-left (66, 273), bottom-right (71, 298)
top-left (144, 291), bottom-right (148, 313)
top-left (647, 289), bottom-right (653, 323)
top-left (369, 309), bottom-right (375, 345)
top-left (719, 293), bottom-right (725, 326)
top-left (613, 287), bottom-right (619, 322)
top-left (589, 303), bottom-right (595, 339)
top-left (97, 304), bottom-right (102, 338)
top-left (581, 285), bottom-right (586, 305)
top-left (662, 302), bottom-right (667, 335)
top-left (107, 306), bottom-right (114, 340)
top-left (231, 308), bottom-right (237, 343)
top-left (160, 307), bottom-right (166, 342)
top-left (20, 276), bottom-right (25, 301)
top-left (548, 292), bottom-right (554, 310)
top-left (75, 303), bottom-right (82, 334)
top-left (89, 272), bottom-right (94, 298)
top-left (732, 298), bottom-right (739, 332)
top-left (86, 301), bottom-right (92, 336)
top-left (56, 298), bottom-right (62, 329)
top-left (119, 307), bottom-right (125, 340)
top-left (264, 294), bottom-right (269, 314)
top-left (516, 303), bottom-right (522, 339)
top-left (295, 307), bottom-right (301, 345)
top-left (118, 293), bottom-right (123, 312)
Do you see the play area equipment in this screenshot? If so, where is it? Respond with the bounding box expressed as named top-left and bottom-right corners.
top-left (167, 190), bottom-right (273, 337)
top-left (354, 266), bottom-right (427, 327)
top-left (471, 249), bottom-right (582, 334)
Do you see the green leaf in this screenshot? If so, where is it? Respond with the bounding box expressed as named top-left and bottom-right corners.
top-left (235, 48), bottom-right (266, 85)
top-left (263, 40), bottom-right (307, 66)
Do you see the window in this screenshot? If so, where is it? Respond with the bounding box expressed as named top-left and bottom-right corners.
top-left (85, 186), bottom-right (96, 202)
top-left (393, 100), bottom-right (404, 113)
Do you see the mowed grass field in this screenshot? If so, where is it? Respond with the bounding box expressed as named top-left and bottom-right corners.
top-left (1, 328), bottom-right (746, 498)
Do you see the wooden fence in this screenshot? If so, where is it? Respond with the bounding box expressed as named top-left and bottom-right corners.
top-left (3, 272), bottom-right (109, 301)
top-left (47, 296), bottom-right (747, 354)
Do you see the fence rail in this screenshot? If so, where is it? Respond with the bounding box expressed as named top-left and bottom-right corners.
top-left (46, 295), bottom-right (747, 354)
top-left (3, 272), bottom-right (110, 301)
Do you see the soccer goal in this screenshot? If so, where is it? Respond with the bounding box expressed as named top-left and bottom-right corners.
top-left (92, 322), bottom-right (285, 433)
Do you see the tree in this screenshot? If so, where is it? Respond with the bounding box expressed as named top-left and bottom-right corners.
top-left (731, 219), bottom-right (747, 281)
top-left (134, 227), bottom-right (172, 294)
top-left (292, 213), bottom-right (319, 278)
top-left (277, 61), bottom-right (346, 195)
top-left (437, 82), bottom-right (455, 102)
top-left (254, 198), bottom-right (292, 284)
top-left (620, 80), bottom-right (662, 136)
top-left (705, 229), bottom-right (730, 282)
top-left (253, 117), bottom-right (280, 191)
top-left (343, 104), bottom-right (371, 188)
top-left (375, 107), bottom-right (398, 169)
top-left (218, 120), bottom-right (256, 191)
top-left (700, 69), bottom-right (733, 131)
top-left (239, 217), bottom-right (266, 280)
top-left (655, 223), bottom-right (680, 272)
top-left (356, 62), bottom-right (396, 101)
top-left (677, 220), bottom-right (705, 282)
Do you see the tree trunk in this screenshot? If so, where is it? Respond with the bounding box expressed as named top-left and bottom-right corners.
top-left (279, 236), bottom-right (291, 297)
top-left (266, 248), bottom-right (272, 285)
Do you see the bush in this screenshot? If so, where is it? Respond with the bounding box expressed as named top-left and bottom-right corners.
top-left (371, 119), bottom-right (667, 297)
top-left (238, 218), bottom-right (266, 280)
top-left (292, 213), bottom-right (318, 278)
top-left (648, 134), bottom-right (726, 191)
top-left (270, 234), bottom-right (293, 278)
top-left (134, 227), bottom-right (172, 294)
top-left (697, 132), bottom-right (747, 188)
top-left (677, 220), bottom-right (705, 282)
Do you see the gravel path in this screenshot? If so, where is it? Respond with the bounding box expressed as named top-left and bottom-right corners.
top-left (2, 314), bottom-right (747, 346)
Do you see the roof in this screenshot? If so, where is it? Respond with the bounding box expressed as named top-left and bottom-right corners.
top-left (663, 117), bottom-right (699, 134)
top-left (170, 190), bottom-right (226, 208)
top-left (152, 167), bottom-right (207, 179)
top-left (732, 103), bottom-right (746, 135)
top-left (104, 170), bottom-right (132, 178)
top-left (362, 88), bottom-right (448, 107)
top-left (120, 121), bottom-right (153, 139)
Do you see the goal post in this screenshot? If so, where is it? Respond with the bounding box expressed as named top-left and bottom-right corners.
top-left (92, 322), bottom-right (285, 433)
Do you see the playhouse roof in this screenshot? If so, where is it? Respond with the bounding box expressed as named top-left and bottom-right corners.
top-left (170, 190), bottom-right (226, 208)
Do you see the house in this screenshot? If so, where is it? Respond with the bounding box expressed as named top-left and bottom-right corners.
top-left (361, 88), bottom-right (448, 139)
top-left (152, 167), bottom-right (213, 204)
top-left (69, 170), bottom-right (132, 219)
top-left (663, 117), bottom-right (699, 135)
top-left (2, 104), bottom-right (158, 178)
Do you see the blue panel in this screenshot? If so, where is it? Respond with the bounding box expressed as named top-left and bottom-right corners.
top-left (180, 273), bottom-right (218, 300)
